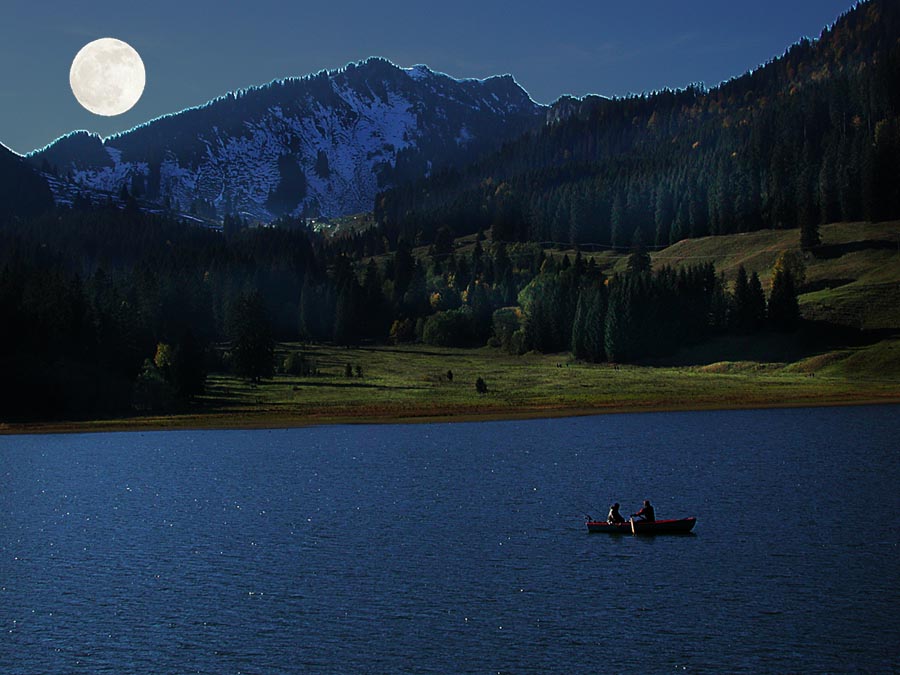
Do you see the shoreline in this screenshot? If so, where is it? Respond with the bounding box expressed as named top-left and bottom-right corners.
top-left (3, 394), bottom-right (899, 437)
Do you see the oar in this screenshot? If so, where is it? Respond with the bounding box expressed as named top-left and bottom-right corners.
top-left (630, 516), bottom-right (636, 536)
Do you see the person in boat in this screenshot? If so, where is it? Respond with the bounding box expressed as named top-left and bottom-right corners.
top-left (607, 503), bottom-right (625, 524)
top-left (631, 500), bottom-right (655, 522)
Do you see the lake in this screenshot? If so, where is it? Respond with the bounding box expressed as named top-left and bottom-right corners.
top-left (1, 405), bottom-right (898, 673)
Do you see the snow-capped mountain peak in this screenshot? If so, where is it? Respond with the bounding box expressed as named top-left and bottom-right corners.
top-left (31, 57), bottom-right (545, 221)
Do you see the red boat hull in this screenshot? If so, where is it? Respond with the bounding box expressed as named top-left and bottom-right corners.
top-left (586, 517), bottom-right (696, 534)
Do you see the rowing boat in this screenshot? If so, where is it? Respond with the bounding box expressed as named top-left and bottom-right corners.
top-left (586, 517), bottom-right (696, 534)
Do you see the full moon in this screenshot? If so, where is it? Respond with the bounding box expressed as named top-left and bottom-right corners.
top-left (70, 38), bottom-right (145, 116)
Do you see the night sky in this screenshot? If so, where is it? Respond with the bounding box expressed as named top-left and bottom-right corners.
top-left (2, 0), bottom-right (855, 155)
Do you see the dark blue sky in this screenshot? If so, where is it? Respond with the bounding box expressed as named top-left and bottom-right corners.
top-left (1, 0), bottom-right (855, 154)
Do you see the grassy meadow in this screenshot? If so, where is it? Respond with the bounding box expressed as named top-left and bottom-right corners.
top-left (4, 221), bottom-right (899, 435)
top-left (200, 340), bottom-right (900, 421)
top-left (7, 340), bottom-right (897, 435)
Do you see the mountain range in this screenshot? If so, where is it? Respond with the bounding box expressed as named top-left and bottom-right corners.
top-left (25, 58), bottom-right (543, 221)
top-left (4, 0), bottom-right (899, 241)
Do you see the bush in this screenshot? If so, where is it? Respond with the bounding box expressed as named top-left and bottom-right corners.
top-left (133, 359), bottom-right (180, 412)
top-left (492, 306), bottom-right (527, 354)
top-left (283, 351), bottom-right (316, 376)
top-left (152, 337), bottom-right (207, 398)
top-left (422, 308), bottom-right (475, 347)
top-left (389, 318), bottom-right (416, 343)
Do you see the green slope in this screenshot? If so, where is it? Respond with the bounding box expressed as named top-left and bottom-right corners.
top-left (651, 221), bottom-right (900, 331)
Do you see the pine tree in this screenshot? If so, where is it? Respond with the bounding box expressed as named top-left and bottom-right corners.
top-left (471, 237), bottom-right (484, 276)
top-left (610, 190), bottom-right (626, 248)
top-left (299, 276), bottom-right (335, 341)
top-left (626, 228), bottom-right (651, 276)
top-left (333, 280), bottom-right (360, 345)
top-left (170, 329), bottom-right (207, 398)
top-left (229, 290), bottom-right (274, 382)
top-left (797, 163), bottom-right (820, 250)
top-left (688, 183), bottom-right (709, 237)
top-left (800, 218), bottom-right (822, 251)
top-left (571, 284), bottom-right (606, 362)
top-left (362, 259), bottom-right (386, 339)
top-left (732, 265), bottom-right (752, 332)
top-left (818, 144), bottom-right (840, 224)
top-left (873, 117), bottom-right (900, 220)
top-left (604, 280), bottom-right (632, 362)
top-left (748, 272), bottom-right (767, 330)
top-left (654, 186), bottom-right (674, 248)
top-left (768, 268), bottom-right (800, 331)
top-left (569, 197), bottom-right (589, 245)
top-left (392, 239), bottom-right (415, 299)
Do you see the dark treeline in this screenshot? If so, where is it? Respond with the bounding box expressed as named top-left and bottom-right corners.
top-left (2, 200), bottom-right (801, 420)
top-left (505, 247), bottom-right (792, 365)
top-left (1, 206), bottom-right (315, 418)
top-left (374, 0), bottom-right (900, 250)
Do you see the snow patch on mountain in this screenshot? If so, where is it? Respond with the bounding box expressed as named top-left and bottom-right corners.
top-left (72, 147), bottom-right (146, 195)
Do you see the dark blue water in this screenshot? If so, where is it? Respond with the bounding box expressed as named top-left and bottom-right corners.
top-left (1, 405), bottom-right (898, 674)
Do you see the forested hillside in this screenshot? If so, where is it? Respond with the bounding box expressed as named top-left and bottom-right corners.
top-left (374, 0), bottom-right (900, 249)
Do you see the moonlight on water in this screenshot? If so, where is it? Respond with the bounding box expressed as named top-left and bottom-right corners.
top-left (69, 38), bottom-right (145, 116)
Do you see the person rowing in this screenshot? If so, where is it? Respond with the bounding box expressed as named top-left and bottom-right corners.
top-left (631, 499), bottom-right (655, 522)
